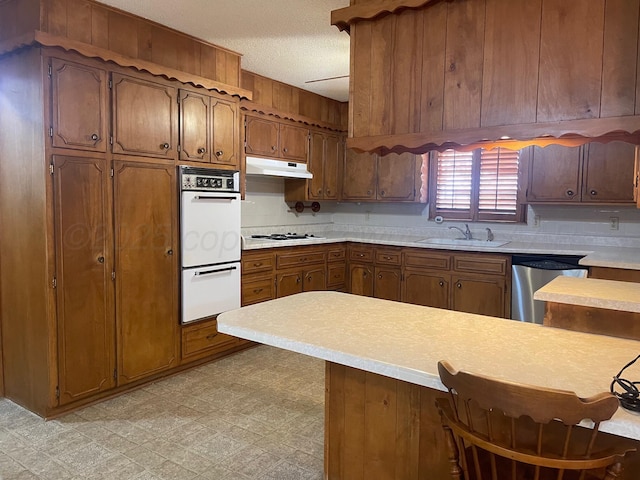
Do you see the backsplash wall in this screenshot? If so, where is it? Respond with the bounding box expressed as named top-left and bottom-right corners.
top-left (242, 176), bottom-right (640, 246)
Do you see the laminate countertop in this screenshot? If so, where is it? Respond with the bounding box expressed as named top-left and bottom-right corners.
top-left (241, 231), bottom-right (640, 271)
top-left (217, 291), bottom-right (640, 441)
top-left (534, 276), bottom-right (640, 313)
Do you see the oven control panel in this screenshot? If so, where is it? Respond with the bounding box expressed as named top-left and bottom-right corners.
top-left (180, 166), bottom-right (240, 192)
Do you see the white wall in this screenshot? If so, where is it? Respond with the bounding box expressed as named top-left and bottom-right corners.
top-left (242, 176), bottom-right (640, 247)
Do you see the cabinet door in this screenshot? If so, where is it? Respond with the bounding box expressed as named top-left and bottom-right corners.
top-left (324, 134), bottom-right (342, 200)
top-left (526, 145), bottom-right (582, 202)
top-left (280, 124), bottom-right (308, 161)
top-left (342, 150), bottom-right (377, 200)
top-left (377, 152), bottom-right (416, 201)
top-left (179, 89), bottom-right (210, 162)
top-left (276, 271), bottom-right (303, 298)
top-left (402, 270), bottom-right (450, 309)
top-left (211, 96), bottom-right (238, 167)
top-left (304, 266), bottom-right (326, 292)
top-left (114, 162), bottom-right (178, 385)
top-left (53, 156), bottom-right (115, 404)
top-left (583, 142), bottom-right (636, 203)
top-left (451, 276), bottom-right (506, 318)
top-left (50, 58), bottom-right (107, 152)
top-left (374, 266), bottom-right (401, 301)
top-left (308, 131), bottom-right (325, 200)
top-left (112, 73), bottom-right (176, 159)
top-left (349, 264), bottom-right (374, 297)
top-left (245, 116), bottom-right (278, 157)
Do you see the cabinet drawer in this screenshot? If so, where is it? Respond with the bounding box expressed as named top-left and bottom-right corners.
top-left (242, 252), bottom-right (274, 274)
top-left (453, 255), bottom-right (507, 276)
top-left (327, 245), bottom-right (346, 262)
top-left (349, 245), bottom-right (374, 263)
top-left (242, 277), bottom-right (274, 306)
top-left (375, 248), bottom-right (402, 266)
top-left (404, 250), bottom-right (451, 270)
top-left (182, 319), bottom-right (238, 360)
top-left (276, 250), bottom-right (326, 269)
top-left (327, 264), bottom-right (346, 287)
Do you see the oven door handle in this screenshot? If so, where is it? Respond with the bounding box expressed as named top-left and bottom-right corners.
top-left (194, 266), bottom-right (238, 276)
top-left (193, 195), bottom-right (238, 201)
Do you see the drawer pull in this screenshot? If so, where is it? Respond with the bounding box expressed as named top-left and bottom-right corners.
top-left (358, 253), bottom-right (365, 257)
top-left (253, 262), bottom-right (263, 267)
top-left (253, 288), bottom-right (263, 294)
top-left (384, 256), bottom-right (392, 260)
top-left (439, 281), bottom-right (444, 287)
top-left (206, 333), bottom-right (218, 340)
top-left (457, 283), bottom-right (462, 289)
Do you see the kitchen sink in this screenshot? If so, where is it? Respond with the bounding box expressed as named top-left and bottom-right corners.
top-left (417, 238), bottom-right (510, 247)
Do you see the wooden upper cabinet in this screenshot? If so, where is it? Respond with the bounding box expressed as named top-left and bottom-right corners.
top-left (50, 58), bottom-right (107, 152)
top-left (179, 89), bottom-right (238, 167)
top-left (290, 131), bottom-right (342, 201)
top-left (211, 96), bottom-right (238, 167)
top-left (279, 124), bottom-right (308, 161)
top-left (377, 152), bottom-right (416, 201)
top-left (179, 89), bottom-right (209, 162)
top-left (635, 147), bottom-right (640, 208)
top-left (245, 116), bottom-right (279, 157)
top-left (526, 145), bottom-right (582, 202)
top-left (324, 134), bottom-right (342, 200)
top-left (582, 142), bottom-right (636, 203)
top-left (112, 73), bottom-right (177, 159)
top-left (113, 161), bottom-right (178, 385)
top-left (53, 156), bottom-right (115, 405)
top-left (342, 149), bottom-right (377, 200)
top-left (245, 115), bottom-right (309, 162)
top-left (307, 131), bottom-right (326, 200)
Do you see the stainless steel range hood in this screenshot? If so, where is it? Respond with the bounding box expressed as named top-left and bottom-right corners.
top-left (245, 156), bottom-right (313, 179)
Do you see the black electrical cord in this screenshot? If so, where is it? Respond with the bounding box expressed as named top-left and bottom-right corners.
top-left (611, 354), bottom-right (640, 412)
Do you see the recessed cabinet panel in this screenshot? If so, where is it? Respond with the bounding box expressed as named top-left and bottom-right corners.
top-left (377, 153), bottom-right (416, 201)
top-left (179, 90), bottom-right (210, 162)
top-left (112, 73), bottom-right (176, 158)
top-left (583, 142), bottom-right (636, 203)
top-left (526, 145), bottom-right (582, 202)
top-left (53, 156), bottom-right (115, 405)
top-left (279, 124), bottom-right (309, 161)
top-left (51, 58), bottom-right (107, 152)
top-left (373, 266), bottom-right (401, 301)
top-left (114, 161), bottom-right (178, 384)
top-left (245, 116), bottom-right (279, 157)
top-left (349, 264), bottom-right (374, 297)
top-left (211, 97), bottom-right (238, 166)
top-left (402, 270), bottom-right (450, 309)
top-left (342, 150), bottom-right (377, 200)
top-left (451, 276), bottom-right (505, 318)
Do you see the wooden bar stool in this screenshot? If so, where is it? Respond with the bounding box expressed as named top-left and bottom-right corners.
top-left (436, 360), bottom-right (635, 480)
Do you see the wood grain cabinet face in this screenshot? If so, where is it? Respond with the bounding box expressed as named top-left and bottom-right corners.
top-left (349, 264), bottom-right (374, 297)
top-left (53, 156), bottom-right (115, 405)
top-left (526, 143), bottom-right (636, 204)
top-left (402, 270), bottom-right (450, 309)
top-left (179, 90), bottom-right (239, 167)
top-left (113, 161), bottom-right (178, 385)
top-left (245, 116), bottom-right (308, 162)
top-left (181, 318), bottom-right (238, 362)
top-left (112, 73), bottom-right (177, 159)
top-left (342, 149), bottom-right (377, 200)
top-left (50, 58), bottom-right (108, 152)
top-left (450, 275), bottom-right (506, 318)
top-left (373, 266), bottom-right (401, 301)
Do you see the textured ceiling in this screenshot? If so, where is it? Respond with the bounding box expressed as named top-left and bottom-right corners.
top-left (97, 0), bottom-right (351, 102)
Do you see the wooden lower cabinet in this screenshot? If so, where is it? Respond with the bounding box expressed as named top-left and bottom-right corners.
top-left (450, 275), bottom-right (507, 318)
top-left (402, 270), bottom-right (450, 309)
top-left (53, 156), bottom-right (115, 405)
top-left (181, 317), bottom-right (240, 363)
top-left (373, 266), bottom-right (401, 301)
top-left (276, 266), bottom-right (326, 297)
top-left (589, 266), bottom-right (640, 283)
top-left (349, 264), bottom-right (374, 297)
top-left (114, 161), bottom-right (178, 385)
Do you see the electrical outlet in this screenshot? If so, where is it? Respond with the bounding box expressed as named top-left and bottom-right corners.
top-left (610, 217), bottom-right (619, 230)
top-left (533, 215), bottom-right (540, 228)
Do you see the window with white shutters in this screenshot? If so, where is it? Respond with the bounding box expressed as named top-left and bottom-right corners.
top-left (430, 147), bottom-right (524, 222)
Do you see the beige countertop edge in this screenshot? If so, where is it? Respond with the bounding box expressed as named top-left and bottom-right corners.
top-left (218, 291), bottom-right (640, 441)
top-left (534, 277), bottom-right (640, 313)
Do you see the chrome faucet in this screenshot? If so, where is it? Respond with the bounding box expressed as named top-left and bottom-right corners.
top-left (486, 228), bottom-right (494, 241)
top-left (448, 223), bottom-right (473, 240)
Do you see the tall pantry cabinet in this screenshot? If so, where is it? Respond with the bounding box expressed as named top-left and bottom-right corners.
top-left (0, 48), bottom-right (179, 416)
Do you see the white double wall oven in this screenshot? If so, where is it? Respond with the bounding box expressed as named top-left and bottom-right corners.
top-left (179, 166), bottom-right (241, 324)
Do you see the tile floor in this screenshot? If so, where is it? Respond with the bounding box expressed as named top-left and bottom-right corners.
top-left (0, 345), bottom-right (325, 479)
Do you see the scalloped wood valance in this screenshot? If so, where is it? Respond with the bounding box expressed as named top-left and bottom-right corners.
top-left (331, 0), bottom-right (447, 32)
top-left (240, 100), bottom-right (346, 132)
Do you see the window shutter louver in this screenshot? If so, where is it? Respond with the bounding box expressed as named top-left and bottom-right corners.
top-left (435, 150), bottom-right (473, 210)
top-left (478, 148), bottom-right (520, 212)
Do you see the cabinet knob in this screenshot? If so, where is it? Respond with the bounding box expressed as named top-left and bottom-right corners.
top-left (271, 145), bottom-right (277, 151)
top-left (253, 288), bottom-right (263, 294)
top-left (456, 282), bottom-right (462, 289)
top-left (97, 256), bottom-right (105, 264)
top-left (380, 190), bottom-right (385, 196)
top-left (253, 262), bottom-right (262, 267)
top-left (439, 281), bottom-right (444, 287)
top-left (318, 188), bottom-right (323, 194)
top-left (378, 274), bottom-right (382, 279)
top-left (167, 249), bottom-right (173, 256)
top-left (215, 150), bottom-right (223, 157)
top-left (326, 189), bottom-right (331, 195)
top-left (566, 189), bottom-right (575, 197)
top-left (91, 133), bottom-right (99, 141)
top-left (590, 189), bottom-right (597, 196)
top-left (283, 147), bottom-right (288, 153)
top-left (161, 142), bottom-right (170, 150)
top-left (307, 276), bottom-right (312, 281)
top-left (296, 276), bottom-right (301, 283)
top-left (206, 333), bottom-right (218, 340)
top-left (363, 272), bottom-right (367, 277)
top-left (367, 190), bottom-right (372, 196)
top-left (197, 147), bottom-right (206, 154)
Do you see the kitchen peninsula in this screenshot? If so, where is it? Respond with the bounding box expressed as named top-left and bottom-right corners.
top-left (218, 291), bottom-right (640, 478)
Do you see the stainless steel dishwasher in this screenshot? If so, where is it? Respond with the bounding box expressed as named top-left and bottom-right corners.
top-left (511, 255), bottom-right (588, 324)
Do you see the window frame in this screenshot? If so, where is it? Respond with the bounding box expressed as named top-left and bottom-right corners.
top-left (428, 148), bottom-right (526, 223)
